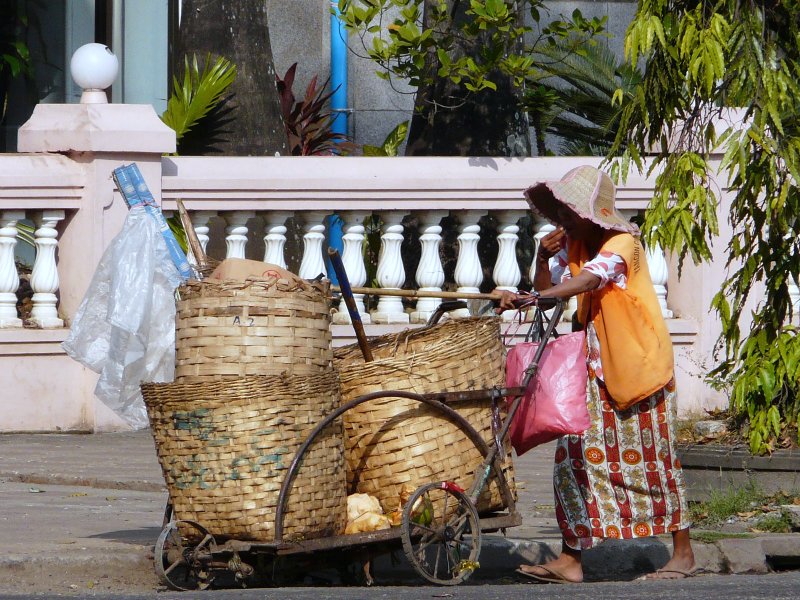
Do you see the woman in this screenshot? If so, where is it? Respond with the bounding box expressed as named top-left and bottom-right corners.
top-left (497, 166), bottom-right (697, 583)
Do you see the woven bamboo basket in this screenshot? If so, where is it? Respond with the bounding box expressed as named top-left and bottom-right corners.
top-left (334, 318), bottom-right (515, 515)
top-left (141, 371), bottom-right (346, 542)
top-left (174, 276), bottom-right (332, 383)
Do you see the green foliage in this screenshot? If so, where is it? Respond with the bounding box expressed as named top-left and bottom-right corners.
top-left (160, 54), bottom-right (237, 154)
top-left (336, 0), bottom-right (606, 108)
top-left (166, 215), bottom-right (188, 254)
top-left (523, 37), bottom-right (642, 156)
top-left (754, 511), bottom-right (793, 534)
top-left (609, 1), bottom-right (800, 454)
top-left (363, 121), bottom-right (409, 156)
top-left (689, 480), bottom-right (763, 525)
top-left (0, 1), bottom-right (35, 121)
top-left (275, 63), bottom-right (354, 156)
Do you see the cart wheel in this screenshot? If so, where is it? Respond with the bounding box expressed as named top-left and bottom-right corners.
top-left (154, 520), bottom-right (218, 591)
top-left (400, 481), bottom-right (482, 585)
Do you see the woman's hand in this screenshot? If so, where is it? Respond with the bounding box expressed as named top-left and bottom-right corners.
top-left (537, 226), bottom-right (566, 261)
top-left (492, 289), bottom-right (521, 312)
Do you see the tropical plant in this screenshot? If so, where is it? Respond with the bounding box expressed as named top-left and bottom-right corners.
top-left (362, 121), bottom-right (409, 156)
top-left (523, 38), bottom-right (642, 156)
top-left (275, 63), bottom-right (353, 156)
top-left (336, 0), bottom-right (606, 156)
top-left (609, 0), bottom-right (800, 454)
top-left (0, 1), bottom-right (34, 122)
top-left (160, 54), bottom-right (237, 155)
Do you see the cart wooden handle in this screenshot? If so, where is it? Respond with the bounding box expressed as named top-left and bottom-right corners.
top-left (331, 286), bottom-right (503, 302)
top-left (328, 248), bottom-right (374, 362)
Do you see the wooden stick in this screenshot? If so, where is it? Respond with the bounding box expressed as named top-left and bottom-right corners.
top-left (175, 198), bottom-right (209, 271)
top-left (328, 248), bottom-right (374, 362)
top-left (332, 286), bottom-right (502, 302)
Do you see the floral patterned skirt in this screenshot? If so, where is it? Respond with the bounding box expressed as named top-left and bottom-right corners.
top-left (553, 375), bottom-right (690, 550)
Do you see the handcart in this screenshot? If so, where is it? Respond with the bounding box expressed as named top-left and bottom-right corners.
top-left (153, 295), bottom-right (564, 591)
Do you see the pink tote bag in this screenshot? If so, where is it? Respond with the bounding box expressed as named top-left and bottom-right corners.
top-left (505, 331), bottom-right (590, 455)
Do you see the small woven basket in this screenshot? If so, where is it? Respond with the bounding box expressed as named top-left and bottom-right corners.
top-left (174, 276), bottom-right (332, 383)
top-left (334, 318), bottom-right (515, 515)
top-left (142, 371), bottom-right (346, 542)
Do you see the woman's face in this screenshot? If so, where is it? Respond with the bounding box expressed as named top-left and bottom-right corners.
top-left (553, 203), bottom-right (598, 240)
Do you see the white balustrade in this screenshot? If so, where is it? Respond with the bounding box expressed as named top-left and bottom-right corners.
top-left (789, 275), bottom-right (800, 326)
top-left (372, 211), bottom-right (409, 324)
top-left (493, 210), bottom-right (525, 321)
top-left (454, 210), bottom-right (487, 318)
top-left (333, 211), bottom-right (371, 325)
top-left (645, 239), bottom-right (673, 318)
top-left (298, 211), bottom-right (328, 280)
top-left (29, 210), bottom-right (65, 328)
top-left (222, 211), bottom-right (254, 260)
top-left (531, 218), bottom-right (563, 322)
top-left (263, 211), bottom-right (291, 269)
top-left (411, 210), bottom-right (448, 323)
top-left (188, 210), bottom-right (215, 266)
top-left (0, 211), bottom-right (24, 328)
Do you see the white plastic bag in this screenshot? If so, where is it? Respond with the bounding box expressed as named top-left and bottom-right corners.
top-left (62, 206), bottom-right (184, 429)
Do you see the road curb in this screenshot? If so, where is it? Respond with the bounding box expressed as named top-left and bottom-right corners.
top-left (0, 471), bottom-right (166, 493)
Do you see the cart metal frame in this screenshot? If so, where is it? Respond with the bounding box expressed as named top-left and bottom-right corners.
top-left (155, 298), bottom-right (564, 590)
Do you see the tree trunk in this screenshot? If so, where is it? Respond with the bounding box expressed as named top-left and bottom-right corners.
top-left (405, 1), bottom-right (530, 157)
top-left (173, 0), bottom-right (287, 156)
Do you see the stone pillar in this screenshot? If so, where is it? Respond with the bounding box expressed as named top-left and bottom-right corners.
top-left (411, 210), bottom-right (448, 323)
top-left (188, 210), bottom-right (216, 268)
top-left (29, 210), bottom-right (66, 328)
top-left (263, 211), bottom-right (291, 269)
top-left (372, 211), bottom-right (409, 324)
top-left (222, 211), bottom-right (254, 260)
top-left (298, 211), bottom-right (328, 280)
top-left (789, 276), bottom-right (800, 326)
top-left (530, 218), bottom-right (562, 322)
top-left (333, 210), bottom-right (371, 325)
top-left (453, 210), bottom-right (487, 317)
top-left (493, 210), bottom-right (525, 321)
top-left (0, 211), bottom-right (24, 328)
top-left (646, 239), bottom-right (673, 318)
top-left (17, 103), bottom-right (176, 431)
top-left (18, 103), bottom-right (176, 322)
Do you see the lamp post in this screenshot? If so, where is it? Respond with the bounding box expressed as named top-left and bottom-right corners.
top-left (69, 43), bottom-right (119, 104)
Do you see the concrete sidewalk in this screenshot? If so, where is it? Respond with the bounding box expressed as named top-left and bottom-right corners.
top-left (0, 432), bottom-right (797, 595)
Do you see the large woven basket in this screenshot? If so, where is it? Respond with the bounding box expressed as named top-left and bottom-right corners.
top-left (142, 371), bottom-right (346, 542)
top-left (334, 318), bottom-right (515, 515)
top-left (174, 276), bottom-right (332, 383)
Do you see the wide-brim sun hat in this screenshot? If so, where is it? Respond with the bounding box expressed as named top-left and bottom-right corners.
top-left (524, 165), bottom-right (640, 236)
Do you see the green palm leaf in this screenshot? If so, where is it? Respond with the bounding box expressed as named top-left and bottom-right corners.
top-left (161, 54), bottom-right (237, 147)
top-left (524, 38), bottom-right (642, 156)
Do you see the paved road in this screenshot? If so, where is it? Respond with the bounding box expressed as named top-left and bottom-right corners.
top-left (5, 572), bottom-right (800, 600)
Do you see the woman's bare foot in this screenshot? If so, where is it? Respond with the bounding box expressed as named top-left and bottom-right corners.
top-left (518, 551), bottom-right (583, 584)
top-left (640, 528), bottom-right (697, 580)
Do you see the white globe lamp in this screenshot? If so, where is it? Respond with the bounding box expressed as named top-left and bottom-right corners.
top-left (70, 43), bottom-right (119, 104)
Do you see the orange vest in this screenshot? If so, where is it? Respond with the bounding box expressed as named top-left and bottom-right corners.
top-left (569, 232), bottom-right (674, 409)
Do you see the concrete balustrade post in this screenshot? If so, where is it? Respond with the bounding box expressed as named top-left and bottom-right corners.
top-left (333, 210), bottom-right (371, 325)
top-left (372, 211), bottom-right (409, 324)
top-left (0, 211), bottom-right (24, 328)
top-left (645, 239), bottom-right (673, 318)
top-left (411, 210), bottom-right (448, 324)
top-left (493, 210), bottom-right (526, 322)
top-left (222, 211), bottom-right (254, 260)
top-left (187, 210), bottom-right (215, 268)
top-left (788, 276), bottom-right (800, 326)
top-left (29, 210), bottom-right (66, 328)
top-left (453, 210), bottom-right (487, 318)
top-left (16, 102), bottom-right (176, 431)
top-left (298, 211), bottom-right (328, 280)
top-left (531, 218), bottom-right (561, 322)
top-left (263, 211), bottom-right (291, 269)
